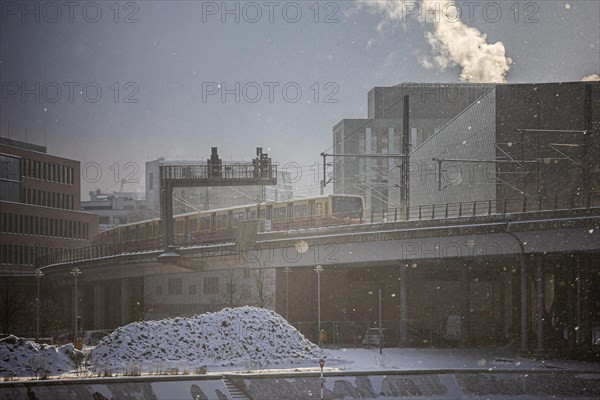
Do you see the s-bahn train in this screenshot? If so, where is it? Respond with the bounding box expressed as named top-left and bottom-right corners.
top-left (92, 194), bottom-right (364, 250)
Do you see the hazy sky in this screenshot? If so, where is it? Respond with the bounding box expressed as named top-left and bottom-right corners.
top-left (1, 0), bottom-right (599, 197)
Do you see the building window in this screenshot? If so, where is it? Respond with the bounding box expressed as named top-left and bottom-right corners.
top-left (149, 173), bottom-right (154, 190)
top-left (156, 285), bottom-right (163, 295)
top-left (203, 277), bottom-right (219, 295)
top-left (168, 278), bottom-right (182, 295)
top-left (189, 284), bottom-right (197, 295)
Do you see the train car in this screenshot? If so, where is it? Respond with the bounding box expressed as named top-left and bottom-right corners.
top-left (91, 194), bottom-right (364, 250)
top-left (268, 194), bottom-right (363, 231)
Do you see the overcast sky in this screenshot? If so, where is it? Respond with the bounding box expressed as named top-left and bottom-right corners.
top-left (1, 0), bottom-right (598, 197)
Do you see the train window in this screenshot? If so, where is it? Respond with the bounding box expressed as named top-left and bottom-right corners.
top-left (273, 207), bottom-right (285, 220)
top-left (316, 203), bottom-right (323, 215)
top-left (189, 219), bottom-right (198, 232)
top-left (217, 214), bottom-right (227, 229)
top-left (201, 217), bottom-right (211, 231)
top-left (294, 205), bottom-right (307, 218)
top-left (332, 196), bottom-right (363, 218)
top-left (175, 220), bottom-right (184, 234)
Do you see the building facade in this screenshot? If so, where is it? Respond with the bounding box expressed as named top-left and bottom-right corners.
top-left (0, 138), bottom-right (99, 272)
top-left (333, 82), bottom-right (600, 214)
top-left (0, 138), bottom-right (99, 336)
top-left (81, 190), bottom-right (153, 231)
top-left (409, 82), bottom-right (600, 211)
top-left (333, 83), bottom-right (492, 211)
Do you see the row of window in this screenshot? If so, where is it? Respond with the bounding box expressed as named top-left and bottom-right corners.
top-left (0, 213), bottom-right (89, 239)
top-left (157, 277), bottom-right (220, 296)
top-left (22, 188), bottom-right (75, 210)
top-left (21, 158), bottom-right (75, 185)
top-left (173, 203), bottom-right (328, 234)
top-left (0, 244), bottom-right (60, 266)
top-left (99, 216), bottom-right (129, 225)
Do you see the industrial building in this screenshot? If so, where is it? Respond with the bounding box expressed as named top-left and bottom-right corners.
top-left (0, 137), bottom-right (98, 335)
top-left (333, 82), bottom-right (599, 215)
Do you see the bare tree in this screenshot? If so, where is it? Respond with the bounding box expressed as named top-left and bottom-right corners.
top-left (25, 298), bottom-right (67, 338)
top-left (135, 288), bottom-right (157, 321)
top-left (250, 265), bottom-right (275, 309)
top-left (0, 280), bottom-right (27, 334)
top-left (212, 269), bottom-right (250, 308)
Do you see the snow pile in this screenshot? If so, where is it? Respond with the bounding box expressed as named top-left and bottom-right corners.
top-left (0, 335), bottom-right (76, 378)
top-left (91, 307), bottom-right (322, 372)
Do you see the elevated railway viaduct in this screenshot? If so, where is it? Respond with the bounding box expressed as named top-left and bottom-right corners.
top-left (35, 206), bottom-right (599, 355)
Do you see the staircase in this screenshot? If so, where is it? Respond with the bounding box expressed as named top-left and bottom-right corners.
top-left (223, 377), bottom-right (249, 399)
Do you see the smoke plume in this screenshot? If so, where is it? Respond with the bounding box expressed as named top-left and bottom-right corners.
top-left (365, 0), bottom-right (512, 83)
top-left (581, 74), bottom-right (600, 81)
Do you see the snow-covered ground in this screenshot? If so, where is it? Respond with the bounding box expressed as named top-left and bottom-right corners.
top-left (0, 335), bottom-right (78, 378)
top-left (2, 307), bottom-right (599, 379)
top-left (324, 347), bottom-right (600, 372)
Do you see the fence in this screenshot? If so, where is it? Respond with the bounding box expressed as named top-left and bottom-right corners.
top-left (292, 318), bottom-right (506, 348)
top-left (367, 192), bottom-right (600, 223)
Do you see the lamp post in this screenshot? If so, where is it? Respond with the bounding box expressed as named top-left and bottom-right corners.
top-left (379, 288), bottom-right (383, 355)
top-left (284, 266), bottom-right (290, 320)
top-left (34, 269), bottom-right (44, 341)
top-left (314, 265), bottom-right (323, 346)
top-left (71, 267), bottom-right (82, 339)
top-left (319, 358), bottom-right (325, 400)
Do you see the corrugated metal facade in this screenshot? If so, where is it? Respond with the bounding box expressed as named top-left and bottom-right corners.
top-left (409, 87), bottom-right (498, 209)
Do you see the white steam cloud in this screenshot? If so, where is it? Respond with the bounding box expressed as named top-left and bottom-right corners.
top-left (581, 74), bottom-right (600, 81)
top-left (364, 0), bottom-right (512, 83)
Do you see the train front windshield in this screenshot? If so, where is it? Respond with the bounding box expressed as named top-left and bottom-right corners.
top-left (332, 196), bottom-right (363, 218)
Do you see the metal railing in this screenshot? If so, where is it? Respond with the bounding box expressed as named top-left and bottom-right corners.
top-left (293, 318), bottom-right (506, 347)
top-left (160, 163), bottom-right (277, 182)
top-left (34, 242), bottom-right (160, 269)
top-left (366, 192), bottom-right (600, 223)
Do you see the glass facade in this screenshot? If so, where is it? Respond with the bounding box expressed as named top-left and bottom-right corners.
top-left (0, 154), bottom-right (21, 202)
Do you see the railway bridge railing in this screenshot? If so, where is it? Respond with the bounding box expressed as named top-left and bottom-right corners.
top-left (33, 192), bottom-right (600, 269)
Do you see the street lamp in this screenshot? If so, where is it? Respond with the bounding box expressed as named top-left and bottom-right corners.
top-left (284, 266), bottom-right (290, 320)
top-left (71, 267), bottom-right (82, 339)
top-left (368, 288), bottom-right (384, 355)
top-left (34, 269), bottom-right (44, 341)
top-left (314, 265), bottom-right (323, 346)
